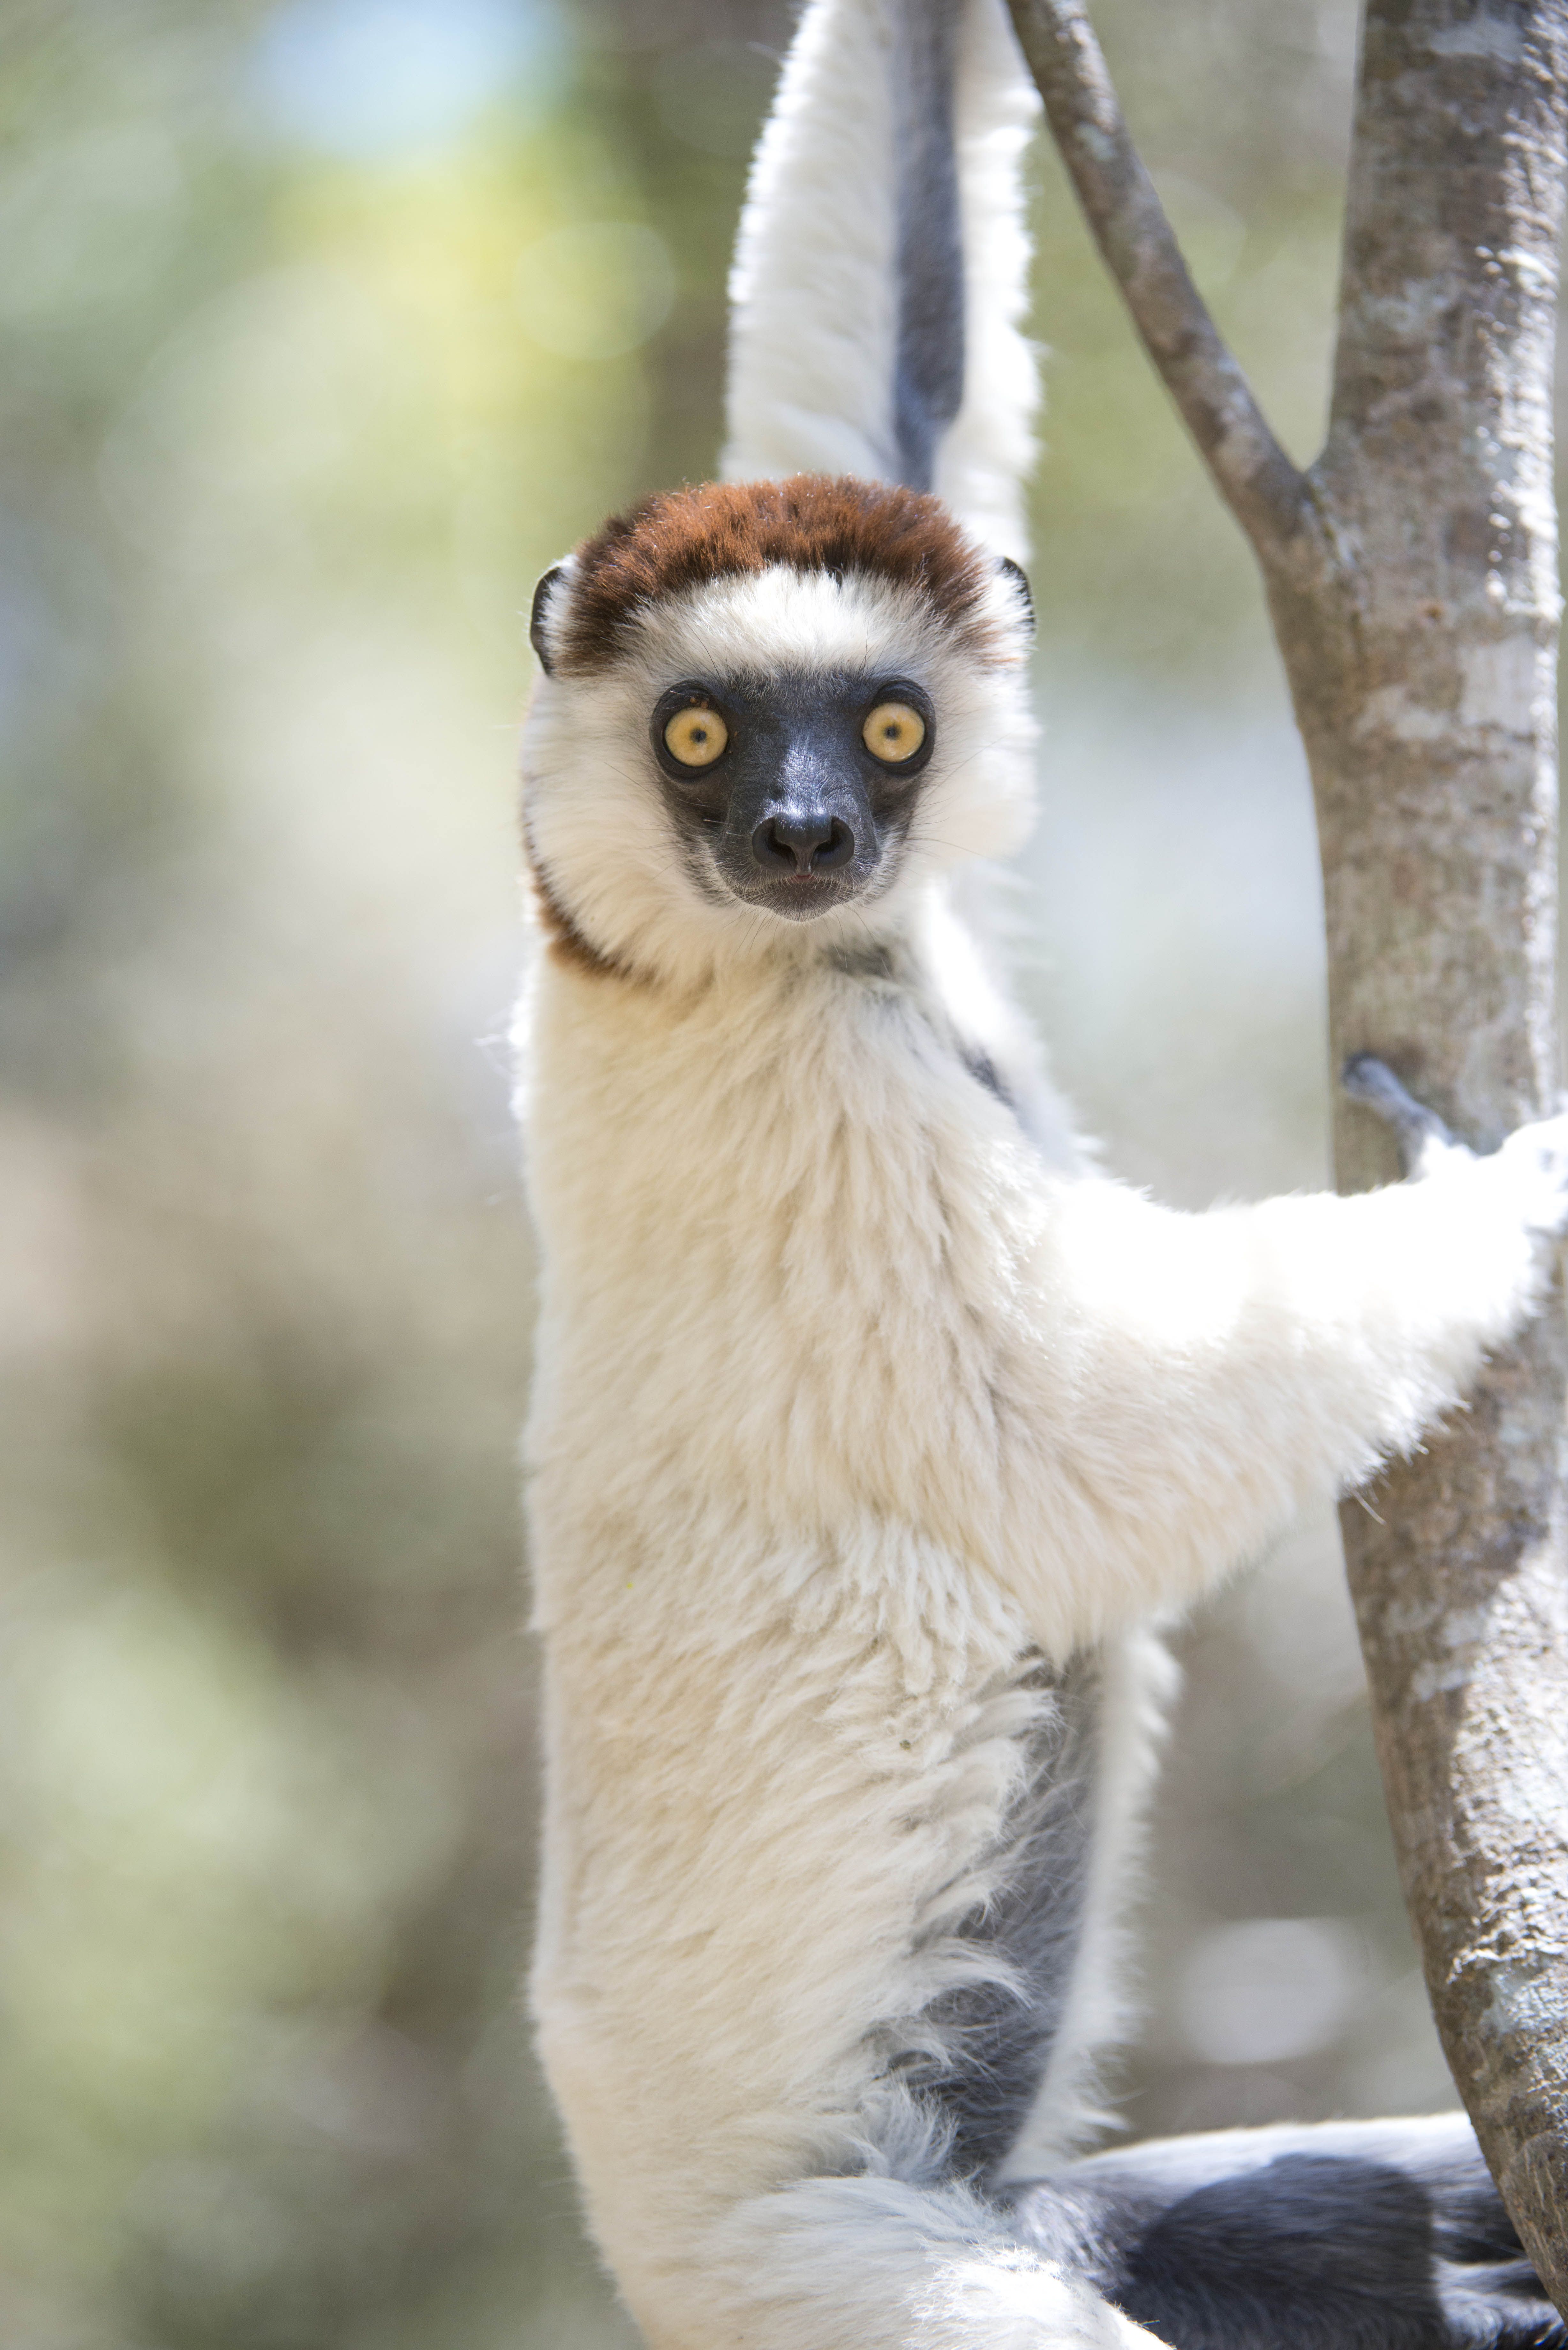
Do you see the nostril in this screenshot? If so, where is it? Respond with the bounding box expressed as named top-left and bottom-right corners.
top-left (812, 818), bottom-right (854, 871)
top-left (751, 812), bottom-right (854, 875)
top-left (752, 818), bottom-right (800, 872)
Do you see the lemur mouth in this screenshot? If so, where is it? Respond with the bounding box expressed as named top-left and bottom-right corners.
top-left (731, 869), bottom-right (869, 922)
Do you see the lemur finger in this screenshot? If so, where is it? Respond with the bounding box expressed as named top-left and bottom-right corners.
top-left (1497, 1107), bottom-right (1568, 1237)
top-left (1342, 1054), bottom-right (1457, 1176)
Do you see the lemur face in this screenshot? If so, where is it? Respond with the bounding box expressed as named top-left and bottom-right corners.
top-left (522, 477), bottom-right (1036, 979)
top-left (647, 664), bottom-right (935, 922)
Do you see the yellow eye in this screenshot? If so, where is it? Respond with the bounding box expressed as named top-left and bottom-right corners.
top-left (862, 701), bottom-right (927, 763)
top-left (663, 705), bottom-right (729, 767)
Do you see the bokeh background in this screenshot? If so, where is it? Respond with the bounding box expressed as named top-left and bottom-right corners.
top-left (1, 0), bottom-right (1554, 2342)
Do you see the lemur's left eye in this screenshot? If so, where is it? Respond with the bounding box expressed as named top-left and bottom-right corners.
top-left (862, 701), bottom-right (927, 763)
top-left (664, 706), bottom-right (729, 767)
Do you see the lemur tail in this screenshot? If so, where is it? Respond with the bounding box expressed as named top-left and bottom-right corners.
top-left (721, 0), bottom-right (1041, 564)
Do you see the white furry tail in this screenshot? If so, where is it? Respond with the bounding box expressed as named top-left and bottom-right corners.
top-left (721, 0), bottom-right (1041, 565)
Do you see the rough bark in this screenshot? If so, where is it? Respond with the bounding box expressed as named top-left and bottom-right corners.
top-left (1008, 0), bottom-right (1568, 2302)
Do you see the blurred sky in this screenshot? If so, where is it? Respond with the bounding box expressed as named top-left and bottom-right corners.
top-left (1, 2), bottom-right (1552, 2344)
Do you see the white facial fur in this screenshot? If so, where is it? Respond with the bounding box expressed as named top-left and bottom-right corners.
top-left (522, 560), bottom-right (1037, 987)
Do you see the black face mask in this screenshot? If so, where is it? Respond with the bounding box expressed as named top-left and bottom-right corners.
top-left (648, 669), bottom-right (937, 922)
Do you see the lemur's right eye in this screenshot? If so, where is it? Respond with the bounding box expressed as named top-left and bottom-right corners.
top-left (664, 706), bottom-right (729, 767)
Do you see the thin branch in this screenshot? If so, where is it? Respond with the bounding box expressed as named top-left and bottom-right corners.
top-left (1005, 0), bottom-right (1308, 562)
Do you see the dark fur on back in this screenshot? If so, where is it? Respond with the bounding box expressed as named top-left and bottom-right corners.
top-left (553, 476), bottom-right (999, 675)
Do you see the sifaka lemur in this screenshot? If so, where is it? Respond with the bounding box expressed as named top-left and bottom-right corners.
top-left (515, 2), bottom-right (1568, 2344)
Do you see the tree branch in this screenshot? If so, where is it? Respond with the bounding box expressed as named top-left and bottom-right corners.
top-left (1004, 0), bottom-right (1308, 564)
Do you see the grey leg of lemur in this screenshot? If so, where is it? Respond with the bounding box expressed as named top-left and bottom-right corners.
top-left (1004, 2113), bottom-right (1564, 2350)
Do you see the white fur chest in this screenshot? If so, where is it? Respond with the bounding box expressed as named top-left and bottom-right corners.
top-left (521, 939), bottom-right (1065, 1624)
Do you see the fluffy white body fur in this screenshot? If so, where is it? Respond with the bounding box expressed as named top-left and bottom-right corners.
top-left (517, 3), bottom-right (1568, 2343)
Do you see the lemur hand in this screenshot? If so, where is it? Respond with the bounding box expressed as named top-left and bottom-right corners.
top-left (1493, 1111), bottom-right (1568, 1237)
top-left (1345, 1054), bottom-right (1568, 1237)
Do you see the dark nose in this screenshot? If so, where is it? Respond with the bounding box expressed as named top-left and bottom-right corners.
top-left (751, 811), bottom-right (856, 874)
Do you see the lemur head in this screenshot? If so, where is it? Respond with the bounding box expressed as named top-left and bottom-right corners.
top-left (522, 475), bottom-right (1036, 982)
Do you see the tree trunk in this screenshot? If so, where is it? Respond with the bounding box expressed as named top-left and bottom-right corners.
top-left (1275, 1), bottom-right (1568, 2290)
top-left (1007, 0), bottom-right (1568, 2300)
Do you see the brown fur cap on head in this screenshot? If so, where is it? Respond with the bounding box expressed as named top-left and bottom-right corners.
top-left (531, 475), bottom-right (1027, 677)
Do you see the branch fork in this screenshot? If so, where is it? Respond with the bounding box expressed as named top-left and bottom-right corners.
top-left (1005, 0), bottom-right (1308, 565)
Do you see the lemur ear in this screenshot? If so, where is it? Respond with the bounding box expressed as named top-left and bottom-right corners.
top-left (996, 555), bottom-right (1034, 638)
top-left (530, 561), bottom-right (571, 675)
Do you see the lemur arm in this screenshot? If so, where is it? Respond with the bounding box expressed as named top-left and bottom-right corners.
top-left (1000, 1098), bottom-right (1568, 1644)
top-left (722, 0), bottom-right (1039, 563)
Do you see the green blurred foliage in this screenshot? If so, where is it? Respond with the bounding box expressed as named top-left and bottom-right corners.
top-left (0, 1), bottom-right (1540, 2342)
